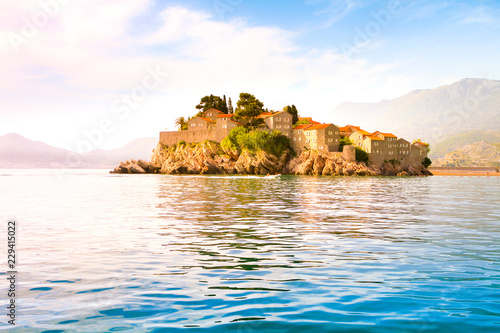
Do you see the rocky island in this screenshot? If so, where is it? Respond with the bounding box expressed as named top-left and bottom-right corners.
top-left (111, 93), bottom-right (432, 176)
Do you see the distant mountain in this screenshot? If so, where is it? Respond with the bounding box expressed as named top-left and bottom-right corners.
top-left (433, 141), bottom-right (500, 167)
top-left (430, 130), bottom-right (500, 159)
top-left (0, 133), bottom-right (73, 168)
top-left (332, 78), bottom-right (500, 150)
top-left (81, 137), bottom-right (158, 168)
top-left (0, 133), bottom-right (158, 168)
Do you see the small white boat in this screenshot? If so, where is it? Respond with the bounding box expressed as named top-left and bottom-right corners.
top-left (264, 174), bottom-right (281, 179)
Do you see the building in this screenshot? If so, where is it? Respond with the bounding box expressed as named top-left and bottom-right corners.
top-left (349, 129), bottom-right (372, 147)
top-left (339, 125), bottom-right (361, 137)
top-left (290, 123), bottom-right (340, 152)
top-left (258, 110), bottom-right (293, 138)
top-left (159, 110), bottom-right (427, 166)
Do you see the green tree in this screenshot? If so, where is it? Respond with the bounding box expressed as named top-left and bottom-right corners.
top-left (355, 147), bottom-right (369, 163)
top-left (175, 117), bottom-right (188, 131)
top-left (196, 94), bottom-right (228, 114)
top-left (221, 127), bottom-right (291, 157)
top-left (234, 93), bottom-right (265, 129)
top-left (339, 136), bottom-right (353, 151)
top-left (423, 157), bottom-right (432, 168)
top-left (283, 105), bottom-right (299, 125)
top-left (228, 97), bottom-right (234, 114)
top-left (293, 118), bottom-right (310, 127)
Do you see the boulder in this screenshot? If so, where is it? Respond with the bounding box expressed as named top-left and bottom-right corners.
top-left (149, 163), bottom-right (161, 173)
top-left (128, 163), bottom-right (146, 174)
top-left (312, 156), bottom-right (325, 175)
top-left (137, 159), bottom-right (150, 171)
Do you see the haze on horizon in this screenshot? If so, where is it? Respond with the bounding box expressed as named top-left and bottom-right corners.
top-left (1, 0), bottom-right (499, 152)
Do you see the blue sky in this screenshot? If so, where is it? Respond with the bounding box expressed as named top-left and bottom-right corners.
top-left (1, 0), bottom-right (499, 151)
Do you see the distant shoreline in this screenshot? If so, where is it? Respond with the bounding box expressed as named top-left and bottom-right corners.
top-left (429, 166), bottom-right (499, 176)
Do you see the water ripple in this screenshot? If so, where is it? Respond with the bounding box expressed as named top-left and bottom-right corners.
top-left (1, 172), bottom-right (499, 331)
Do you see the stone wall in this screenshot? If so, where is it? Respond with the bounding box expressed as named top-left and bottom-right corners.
top-left (342, 145), bottom-right (356, 162)
top-left (159, 129), bottom-right (217, 147)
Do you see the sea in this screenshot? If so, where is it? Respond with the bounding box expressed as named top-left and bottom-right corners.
top-left (0, 169), bottom-right (499, 332)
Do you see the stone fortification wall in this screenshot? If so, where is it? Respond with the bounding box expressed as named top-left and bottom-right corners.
top-left (342, 145), bottom-right (356, 162)
top-left (159, 130), bottom-right (216, 147)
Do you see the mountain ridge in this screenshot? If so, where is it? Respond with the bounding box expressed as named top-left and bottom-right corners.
top-left (333, 78), bottom-right (500, 147)
top-left (0, 133), bottom-right (158, 168)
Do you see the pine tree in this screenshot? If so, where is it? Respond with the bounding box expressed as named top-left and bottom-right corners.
top-left (228, 97), bottom-right (234, 114)
top-left (234, 93), bottom-right (265, 129)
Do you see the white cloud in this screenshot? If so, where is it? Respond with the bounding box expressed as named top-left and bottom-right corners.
top-left (0, 1), bottom-right (413, 149)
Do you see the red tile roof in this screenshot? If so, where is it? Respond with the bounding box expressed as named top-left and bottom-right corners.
top-left (352, 129), bottom-right (372, 136)
top-left (340, 125), bottom-right (360, 132)
top-left (374, 131), bottom-right (397, 138)
top-left (258, 110), bottom-right (289, 119)
top-left (197, 117), bottom-right (216, 123)
top-left (216, 114), bottom-right (234, 118)
top-left (293, 124), bottom-right (313, 130)
top-left (228, 119), bottom-right (241, 125)
top-left (298, 117), bottom-right (321, 124)
top-left (307, 123), bottom-right (332, 130)
top-left (206, 108), bottom-right (224, 114)
top-left (366, 135), bottom-right (383, 141)
top-left (257, 112), bottom-right (274, 118)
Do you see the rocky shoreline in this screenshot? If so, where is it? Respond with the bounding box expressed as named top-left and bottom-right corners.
top-left (110, 141), bottom-right (432, 176)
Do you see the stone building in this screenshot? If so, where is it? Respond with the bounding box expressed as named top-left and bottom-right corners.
top-left (160, 109), bottom-right (340, 153)
top-left (159, 109), bottom-right (427, 166)
top-left (258, 111), bottom-right (293, 138)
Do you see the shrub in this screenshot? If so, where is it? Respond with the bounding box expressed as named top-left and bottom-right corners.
top-left (423, 157), bottom-right (432, 168)
top-left (178, 140), bottom-right (186, 146)
top-left (221, 126), bottom-right (249, 153)
top-left (221, 127), bottom-right (291, 157)
top-left (355, 147), bottom-right (369, 163)
top-left (389, 158), bottom-right (400, 166)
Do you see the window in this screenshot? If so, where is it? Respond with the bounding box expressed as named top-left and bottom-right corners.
top-left (293, 137), bottom-right (296, 141)
top-left (276, 117), bottom-right (281, 121)
top-left (306, 139), bottom-right (310, 143)
top-left (389, 151), bottom-right (393, 155)
top-left (374, 142), bottom-right (378, 146)
top-left (313, 138), bottom-right (316, 143)
top-left (277, 125), bottom-right (281, 128)
top-left (191, 123), bottom-right (195, 127)
top-left (298, 137), bottom-right (301, 141)
top-left (328, 138), bottom-right (332, 142)
top-left (306, 131), bottom-right (310, 136)
top-left (199, 123), bottom-right (203, 126)
top-left (328, 131), bottom-right (333, 135)
top-left (336, 131), bottom-right (339, 134)
top-left (223, 125), bottom-right (227, 128)
top-left (284, 125), bottom-right (289, 129)
top-left (298, 130), bottom-right (302, 134)
top-left (284, 133), bottom-right (289, 136)
top-left (208, 113), bottom-right (212, 116)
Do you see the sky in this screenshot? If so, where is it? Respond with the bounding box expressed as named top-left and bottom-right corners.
top-left (1, 0), bottom-right (499, 151)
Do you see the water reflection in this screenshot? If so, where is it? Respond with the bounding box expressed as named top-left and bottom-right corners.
top-left (5, 171), bottom-right (499, 332)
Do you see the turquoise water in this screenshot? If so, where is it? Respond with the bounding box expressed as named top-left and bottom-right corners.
top-left (1, 170), bottom-right (499, 332)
